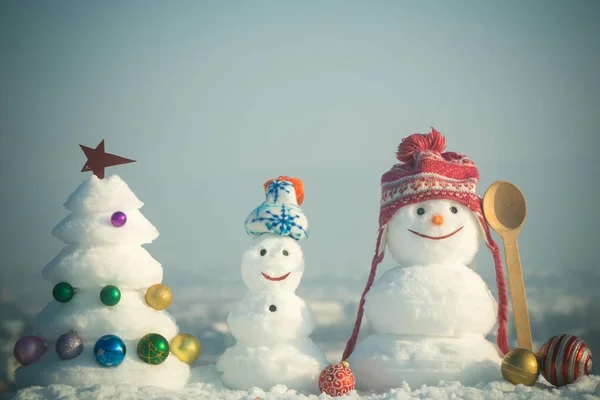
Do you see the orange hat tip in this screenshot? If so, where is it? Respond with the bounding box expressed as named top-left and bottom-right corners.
top-left (263, 176), bottom-right (304, 205)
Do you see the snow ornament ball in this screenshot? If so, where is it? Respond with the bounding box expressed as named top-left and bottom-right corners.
top-left (93, 334), bottom-right (126, 367)
top-left (321, 128), bottom-right (511, 394)
top-left (99, 284), bottom-right (121, 306)
top-left (55, 330), bottom-right (84, 360)
top-left (13, 336), bottom-right (46, 366)
top-left (170, 333), bottom-right (201, 365)
top-left (110, 211), bottom-right (127, 227)
top-left (145, 283), bottom-right (173, 310)
top-left (137, 333), bottom-right (170, 365)
top-left (52, 281), bottom-right (76, 303)
top-left (318, 360), bottom-right (355, 397)
top-left (501, 348), bottom-right (540, 386)
top-left (539, 334), bottom-right (593, 387)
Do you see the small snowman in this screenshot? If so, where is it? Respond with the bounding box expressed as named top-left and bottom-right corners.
top-left (217, 176), bottom-right (329, 394)
top-left (339, 129), bottom-right (510, 391)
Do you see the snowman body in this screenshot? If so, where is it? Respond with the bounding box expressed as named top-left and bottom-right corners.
top-left (348, 200), bottom-right (503, 391)
top-left (216, 234), bottom-right (329, 393)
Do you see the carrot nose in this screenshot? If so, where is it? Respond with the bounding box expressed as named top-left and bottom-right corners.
top-left (432, 214), bottom-right (444, 226)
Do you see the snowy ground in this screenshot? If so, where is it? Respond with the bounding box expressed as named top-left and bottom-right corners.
top-left (7, 269), bottom-right (600, 399)
top-left (10, 365), bottom-right (600, 400)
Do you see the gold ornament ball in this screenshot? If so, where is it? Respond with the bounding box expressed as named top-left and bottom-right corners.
top-left (145, 284), bottom-right (173, 310)
top-left (170, 333), bottom-right (201, 365)
top-left (501, 348), bottom-right (541, 386)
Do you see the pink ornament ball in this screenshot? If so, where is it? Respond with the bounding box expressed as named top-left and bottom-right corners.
top-left (14, 336), bottom-right (46, 366)
top-left (318, 361), bottom-right (355, 397)
top-left (110, 211), bottom-right (127, 227)
top-left (539, 334), bottom-right (593, 387)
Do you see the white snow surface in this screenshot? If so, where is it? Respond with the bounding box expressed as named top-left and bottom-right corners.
top-left (348, 334), bottom-right (502, 391)
top-left (11, 364), bottom-right (600, 400)
top-left (42, 244), bottom-right (163, 288)
top-left (364, 264), bottom-right (497, 336)
top-left (63, 175), bottom-right (144, 213)
top-left (51, 209), bottom-right (159, 246)
top-left (217, 339), bottom-right (329, 394)
top-left (226, 291), bottom-right (315, 346)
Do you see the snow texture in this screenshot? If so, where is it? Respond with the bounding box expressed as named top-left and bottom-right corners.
top-left (63, 175), bottom-right (144, 213)
top-left (386, 201), bottom-right (481, 266)
top-left (348, 334), bottom-right (502, 391)
top-left (351, 200), bottom-right (502, 391)
top-left (241, 234), bottom-right (305, 293)
top-left (34, 289), bottom-right (179, 342)
top-left (364, 264), bottom-right (497, 336)
top-left (217, 235), bottom-right (328, 393)
top-left (11, 364), bottom-right (600, 400)
top-left (15, 175), bottom-right (190, 391)
top-left (42, 245), bottom-right (163, 289)
top-left (226, 291), bottom-right (315, 346)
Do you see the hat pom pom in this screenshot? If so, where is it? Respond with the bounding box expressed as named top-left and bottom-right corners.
top-left (263, 176), bottom-right (305, 205)
top-left (396, 127), bottom-right (446, 163)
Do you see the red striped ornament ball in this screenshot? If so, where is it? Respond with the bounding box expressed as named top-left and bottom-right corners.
top-left (539, 334), bottom-right (593, 387)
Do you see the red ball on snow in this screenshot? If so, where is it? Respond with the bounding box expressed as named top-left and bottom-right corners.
top-left (318, 361), bottom-right (355, 397)
top-left (539, 334), bottom-right (593, 387)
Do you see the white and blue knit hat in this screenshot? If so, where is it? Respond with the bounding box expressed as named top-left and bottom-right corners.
top-left (245, 176), bottom-right (308, 240)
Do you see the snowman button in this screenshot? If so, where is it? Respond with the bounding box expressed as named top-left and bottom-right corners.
top-left (269, 305), bottom-right (277, 312)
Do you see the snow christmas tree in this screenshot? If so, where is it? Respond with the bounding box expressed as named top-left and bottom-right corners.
top-left (13, 140), bottom-right (200, 390)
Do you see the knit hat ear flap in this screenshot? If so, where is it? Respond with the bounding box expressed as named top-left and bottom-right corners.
top-left (342, 227), bottom-right (386, 361)
top-left (477, 209), bottom-right (510, 356)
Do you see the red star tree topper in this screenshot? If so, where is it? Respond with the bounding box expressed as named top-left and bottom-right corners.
top-left (80, 140), bottom-right (135, 179)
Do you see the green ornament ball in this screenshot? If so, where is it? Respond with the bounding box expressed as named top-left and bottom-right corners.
top-left (100, 285), bottom-right (121, 307)
top-left (53, 282), bottom-right (75, 303)
top-left (137, 333), bottom-right (169, 365)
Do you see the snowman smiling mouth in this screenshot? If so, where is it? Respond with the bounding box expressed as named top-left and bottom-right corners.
top-left (407, 226), bottom-right (464, 240)
top-left (261, 272), bottom-right (291, 281)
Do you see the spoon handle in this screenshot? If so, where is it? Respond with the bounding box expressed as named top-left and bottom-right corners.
top-left (502, 233), bottom-right (533, 351)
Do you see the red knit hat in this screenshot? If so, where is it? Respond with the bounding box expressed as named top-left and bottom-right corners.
top-left (341, 127), bottom-right (509, 361)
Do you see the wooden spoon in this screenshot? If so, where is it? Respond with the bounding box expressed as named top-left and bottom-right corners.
top-left (482, 180), bottom-right (533, 351)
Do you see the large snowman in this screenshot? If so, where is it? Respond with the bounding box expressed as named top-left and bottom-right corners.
top-left (217, 176), bottom-right (329, 393)
top-left (341, 129), bottom-right (510, 391)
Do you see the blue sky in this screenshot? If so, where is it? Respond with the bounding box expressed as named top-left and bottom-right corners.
top-left (1, 0), bottom-right (599, 364)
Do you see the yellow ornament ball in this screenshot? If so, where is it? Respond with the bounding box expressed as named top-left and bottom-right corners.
top-left (145, 284), bottom-right (173, 310)
top-left (501, 348), bottom-right (541, 386)
top-left (170, 333), bottom-right (201, 365)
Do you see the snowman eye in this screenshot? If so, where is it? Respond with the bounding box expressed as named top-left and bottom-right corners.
top-left (282, 250), bottom-right (289, 256)
top-left (269, 305), bottom-right (277, 312)
top-left (260, 249), bottom-right (267, 256)
top-left (416, 207), bottom-right (425, 216)
top-left (450, 206), bottom-right (458, 214)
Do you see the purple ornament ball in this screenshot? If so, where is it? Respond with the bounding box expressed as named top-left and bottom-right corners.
top-left (110, 211), bottom-right (127, 227)
top-left (14, 336), bottom-right (46, 366)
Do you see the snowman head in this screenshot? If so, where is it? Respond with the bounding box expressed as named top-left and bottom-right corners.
top-left (386, 199), bottom-right (481, 266)
top-left (241, 234), bottom-right (305, 292)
